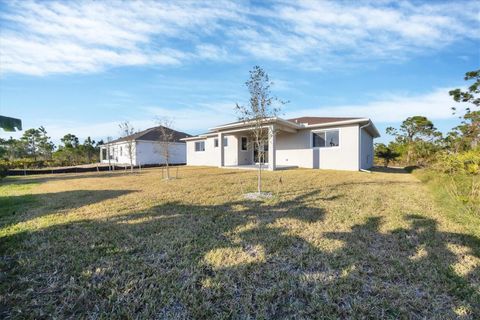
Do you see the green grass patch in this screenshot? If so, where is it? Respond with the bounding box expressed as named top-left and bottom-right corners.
top-left (0, 168), bottom-right (479, 319)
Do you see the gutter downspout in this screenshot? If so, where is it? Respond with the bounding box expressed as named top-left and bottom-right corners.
top-left (359, 121), bottom-right (371, 172)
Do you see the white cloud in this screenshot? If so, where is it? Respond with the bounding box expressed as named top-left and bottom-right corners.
top-left (0, 1), bottom-right (478, 75)
top-left (240, 0), bottom-right (479, 66)
top-left (1, 87), bottom-right (468, 144)
top-left (0, 1), bottom-right (242, 75)
top-left (284, 87), bottom-right (468, 123)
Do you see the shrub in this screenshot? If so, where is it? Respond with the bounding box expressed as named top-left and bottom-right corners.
top-left (434, 149), bottom-right (480, 175)
top-left (0, 160), bottom-right (7, 179)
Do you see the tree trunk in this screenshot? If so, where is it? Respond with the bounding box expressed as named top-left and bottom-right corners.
top-left (258, 162), bottom-right (262, 193)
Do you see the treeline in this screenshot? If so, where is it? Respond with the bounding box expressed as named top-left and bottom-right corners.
top-left (0, 128), bottom-right (103, 170)
top-left (374, 69), bottom-right (479, 215)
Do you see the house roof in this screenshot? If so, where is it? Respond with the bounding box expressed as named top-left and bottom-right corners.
top-left (110, 126), bottom-right (192, 144)
top-left (287, 117), bottom-right (361, 125)
top-left (181, 116), bottom-right (380, 141)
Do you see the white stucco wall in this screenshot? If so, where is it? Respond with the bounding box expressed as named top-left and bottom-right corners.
top-left (275, 130), bottom-right (313, 168)
top-left (275, 124), bottom-right (360, 170)
top-left (100, 141), bottom-right (137, 165)
top-left (135, 141), bottom-right (186, 165)
top-left (223, 135), bottom-right (237, 166)
top-left (315, 124), bottom-right (360, 171)
top-left (360, 129), bottom-right (374, 169)
top-left (185, 123), bottom-right (372, 171)
top-left (186, 134), bottom-right (253, 166)
top-left (186, 137), bottom-right (218, 166)
top-left (101, 140), bottom-right (186, 165)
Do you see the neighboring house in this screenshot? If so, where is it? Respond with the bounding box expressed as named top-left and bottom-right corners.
top-left (100, 126), bottom-right (191, 166)
top-left (181, 117), bottom-right (380, 171)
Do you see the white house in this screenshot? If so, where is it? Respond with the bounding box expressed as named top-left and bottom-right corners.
top-left (181, 117), bottom-right (380, 171)
top-left (100, 126), bottom-right (191, 166)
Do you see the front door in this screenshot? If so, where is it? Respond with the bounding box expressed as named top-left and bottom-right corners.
top-left (253, 141), bottom-right (268, 164)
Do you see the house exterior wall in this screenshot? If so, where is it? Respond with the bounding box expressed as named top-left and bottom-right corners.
top-left (186, 137), bottom-right (218, 166)
top-left (224, 135), bottom-right (238, 166)
top-left (185, 123), bottom-right (370, 171)
top-left (275, 124), bottom-right (360, 170)
top-left (316, 124), bottom-right (360, 171)
top-left (236, 134), bottom-right (253, 165)
top-left (186, 134), bottom-right (254, 166)
top-left (135, 141), bottom-right (186, 165)
top-left (101, 140), bottom-right (186, 165)
top-left (275, 130), bottom-right (312, 168)
top-left (100, 141), bottom-right (137, 165)
top-left (360, 128), bottom-right (374, 169)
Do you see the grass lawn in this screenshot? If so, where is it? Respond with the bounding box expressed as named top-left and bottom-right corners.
top-left (1, 166), bottom-right (479, 319)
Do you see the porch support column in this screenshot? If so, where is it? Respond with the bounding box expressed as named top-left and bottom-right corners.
top-left (218, 132), bottom-right (224, 167)
top-left (268, 125), bottom-right (276, 171)
top-left (100, 147), bottom-right (104, 162)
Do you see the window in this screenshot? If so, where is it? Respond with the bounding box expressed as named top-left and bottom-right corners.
top-left (313, 130), bottom-right (339, 148)
top-left (195, 141), bottom-right (205, 151)
top-left (120, 146), bottom-right (123, 156)
top-left (102, 148), bottom-right (107, 160)
top-left (214, 138), bottom-right (219, 147)
top-left (223, 137), bottom-right (228, 146)
top-left (241, 137), bottom-right (248, 151)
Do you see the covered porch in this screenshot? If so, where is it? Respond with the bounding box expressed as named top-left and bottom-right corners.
top-left (222, 164), bottom-right (298, 171)
top-left (216, 121), bottom-right (298, 171)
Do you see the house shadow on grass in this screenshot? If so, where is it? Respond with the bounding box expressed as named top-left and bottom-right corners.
top-left (1, 191), bottom-right (479, 319)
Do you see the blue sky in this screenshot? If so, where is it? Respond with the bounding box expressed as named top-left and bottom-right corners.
top-left (0, 0), bottom-right (479, 144)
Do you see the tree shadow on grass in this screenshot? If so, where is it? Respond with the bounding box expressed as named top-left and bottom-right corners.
top-left (1, 191), bottom-right (479, 319)
top-left (0, 189), bottom-right (136, 224)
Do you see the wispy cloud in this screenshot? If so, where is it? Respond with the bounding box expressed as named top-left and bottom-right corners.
top-left (285, 87), bottom-right (468, 123)
top-left (0, 1), bottom-right (241, 75)
top-left (0, 0), bottom-right (478, 75)
top-left (1, 87), bottom-right (467, 144)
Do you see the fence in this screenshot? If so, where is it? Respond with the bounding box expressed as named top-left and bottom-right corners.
top-left (7, 163), bottom-right (185, 176)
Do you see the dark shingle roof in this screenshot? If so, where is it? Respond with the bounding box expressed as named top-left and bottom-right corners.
top-left (287, 117), bottom-right (362, 125)
top-left (110, 126), bottom-right (191, 144)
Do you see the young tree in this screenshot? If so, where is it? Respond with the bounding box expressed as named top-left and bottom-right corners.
top-left (235, 66), bottom-right (287, 194)
top-left (156, 118), bottom-right (175, 180)
top-left (449, 69), bottom-right (480, 149)
top-left (375, 143), bottom-right (400, 167)
top-left (119, 121), bottom-right (135, 172)
top-left (386, 116), bottom-right (441, 164)
top-left (106, 136), bottom-right (113, 171)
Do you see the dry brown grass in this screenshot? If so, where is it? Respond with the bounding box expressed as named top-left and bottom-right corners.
top-left (1, 166), bottom-right (479, 319)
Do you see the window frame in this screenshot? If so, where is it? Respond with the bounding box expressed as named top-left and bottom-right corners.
top-left (311, 129), bottom-right (341, 149)
top-left (194, 141), bottom-right (205, 152)
top-left (240, 136), bottom-right (248, 151)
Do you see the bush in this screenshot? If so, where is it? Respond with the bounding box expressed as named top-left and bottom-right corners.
top-left (0, 161), bottom-right (7, 179)
top-left (434, 149), bottom-right (480, 175)
top-left (0, 158), bottom-right (58, 170)
top-left (415, 169), bottom-right (479, 217)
